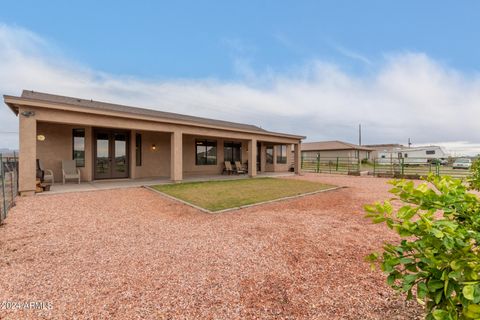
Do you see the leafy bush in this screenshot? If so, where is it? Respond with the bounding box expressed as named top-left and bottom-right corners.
top-left (468, 159), bottom-right (480, 191)
top-left (365, 174), bottom-right (480, 320)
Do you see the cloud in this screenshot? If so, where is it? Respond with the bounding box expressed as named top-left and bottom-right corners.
top-left (334, 45), bottom-right (372, 65)
top-left (0, 24), bottom-right (480, 156)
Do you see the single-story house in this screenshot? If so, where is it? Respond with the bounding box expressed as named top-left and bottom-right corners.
top-left (300, 140), bottom-right (374, 161)
top-left (4, 90), bottom-right (305, 196)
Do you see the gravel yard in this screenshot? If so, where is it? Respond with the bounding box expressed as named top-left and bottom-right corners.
top-left (0, 174), bottom-right (422, 319)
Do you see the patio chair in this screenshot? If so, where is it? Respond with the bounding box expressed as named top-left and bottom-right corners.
top-left (235, 161), bottom-right (246, 174)
top-left (62, 160), bottom-right (81, 184)
top-left (223, 161), bottom-right (234, 175)
top-left (37, 159), bottom-right (54, 185)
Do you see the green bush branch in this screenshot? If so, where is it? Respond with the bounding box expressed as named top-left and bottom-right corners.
top-left (365, 173), bottom-right (480, 320)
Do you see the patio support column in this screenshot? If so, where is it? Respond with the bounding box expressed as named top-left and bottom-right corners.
top-left (273, 145), bottom-right (277, 166)
top-left (83, 126), bottom-right (93, 181)
top-left (18, 108), bottom-right (37, 196)
top-left (170, 130), bottom-right (183, 182)
top-left (260, 142), bottom-right (266, 172)
top-left (248, 138), bottom-right (257, 177)
top-left (129, 130), bottom-right (136, 179)
top-left (294, 142), bottom-right (302, 175)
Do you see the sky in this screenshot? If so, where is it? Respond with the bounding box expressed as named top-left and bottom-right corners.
top-left (1, 1), bottom-right (480, 155)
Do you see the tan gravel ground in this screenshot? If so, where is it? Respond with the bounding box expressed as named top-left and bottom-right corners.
top-left (0, 173), bottom-right (423, 319)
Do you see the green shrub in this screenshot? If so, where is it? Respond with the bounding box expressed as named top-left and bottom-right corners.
top-left (365, 174), bottom-right (480, 320)
top-left (468, 159), bottom-right (480, 191)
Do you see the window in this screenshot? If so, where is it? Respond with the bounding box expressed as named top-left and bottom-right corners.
top-left (196, 139), bottom-right (217, 165)
top-left (266, 146), bottom-right (273, 164)
top-left (136, 133), bottom-right (142, 166)
top-left (72, 129), bottom-right (85, 167)
top-left (404, 153), bottom-right (409, 158)
top-left (224, 142), bottom-right (242, 163)
top-left (426, 150), bottom-right (436, 155)
top-left (276, 145), bottom-right (287, 164)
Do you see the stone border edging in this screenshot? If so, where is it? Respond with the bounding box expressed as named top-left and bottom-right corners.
top-left (143, 185), bottom-right (344, 214)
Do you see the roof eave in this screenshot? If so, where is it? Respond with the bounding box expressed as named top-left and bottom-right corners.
top-left (3, 95), bottom-right (305, 140)
top-left (3, 95), bottom-right (19, 116)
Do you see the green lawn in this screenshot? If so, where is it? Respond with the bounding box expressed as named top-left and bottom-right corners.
top-left (152, 177), bottom-right (334, 212)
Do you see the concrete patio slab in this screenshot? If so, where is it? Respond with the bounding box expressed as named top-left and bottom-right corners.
top-left (40, 172), bottom-right (296, 195)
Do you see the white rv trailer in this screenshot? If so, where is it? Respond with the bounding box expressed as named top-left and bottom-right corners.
top-left (376, 146), bottom-right (449, 165)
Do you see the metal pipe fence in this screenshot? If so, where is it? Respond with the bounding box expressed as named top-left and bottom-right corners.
top-left (370, 157), bottom-right (474, 179)
top-left (0, 153), bottom-right (19, 223)
top-left (301, 155), bottom-right (360, 175)
top-left (301, 154), bottom-right (476, 179)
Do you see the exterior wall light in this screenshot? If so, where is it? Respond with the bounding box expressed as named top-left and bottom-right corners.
top-left (21, 111), bottom-right (36, 117)
top-left (37, 135), bottom-right (46, 141)
top-left (151, 144), bottom-right (156, 151)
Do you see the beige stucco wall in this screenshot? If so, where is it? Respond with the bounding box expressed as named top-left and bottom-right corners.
top-left (263, 143), bottom-right (292, 172)
top-left (13, 102), bottom-right (302, 194)
top-left (36, 122), bottom-right (93, 182)
top-left (274, 144), bottom-right (292, 172)
top-left (134, 131), bottom-right (171, 178)
top-left (37, 125), bottom-right (173, 181)
top-left (36, 123), bottom-right (173, 182)
top-left (19, 104), bottom-right (301, 145)
top-left (182, 135), bottom-right (224, 176)
top-left (35, 124), bottom-right (293, 182)
top-left (182, 135), bottom-right (252, 176)
top-left (18, 107), bottom-right (37, 195)
top-left (265, 144), bottom-right (275, 172)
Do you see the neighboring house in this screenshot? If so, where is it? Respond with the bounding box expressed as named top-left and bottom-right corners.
top-left (374, 145), bottom-right (449, 164)
top-left (363, 143), bottom-right (404, 159)
top-left (4, 90), bottom-right (304, 195)
top-left (300, 140), bottom-right (374, 161)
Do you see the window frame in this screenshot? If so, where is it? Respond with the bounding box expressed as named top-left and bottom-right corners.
top-left (276, 145), bottom-right (287, 164)
top-left (72, 128), bottom-right (85, 167)
top-left (266, 146), bottom-right (274, 164)
top-left (195, 139), bottom-right (217, 165)
top-left (224, 141), bottom-right (242, 164)
top-left (135, 133), bottom-right (142, 166)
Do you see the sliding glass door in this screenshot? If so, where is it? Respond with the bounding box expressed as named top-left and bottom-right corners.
top-left (224, 141), bottom-right (242, 164)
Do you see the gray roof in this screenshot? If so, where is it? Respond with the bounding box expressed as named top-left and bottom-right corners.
top-left (18, 90), bottom-right (269, 134)
top-left (364, 143), bottom-right (404, 150)
top-left (302, 140), bottom-right (374, 151)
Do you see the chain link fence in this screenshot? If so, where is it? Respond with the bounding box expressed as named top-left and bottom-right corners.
top-left (1, 153), bottom-right (19, 223)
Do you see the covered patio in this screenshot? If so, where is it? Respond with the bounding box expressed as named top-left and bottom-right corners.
top-left (4, 90), bottom-right (304, 196)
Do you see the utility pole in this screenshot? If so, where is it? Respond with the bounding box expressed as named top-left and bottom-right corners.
top-left (358, 124), bottom-right (362, 146)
